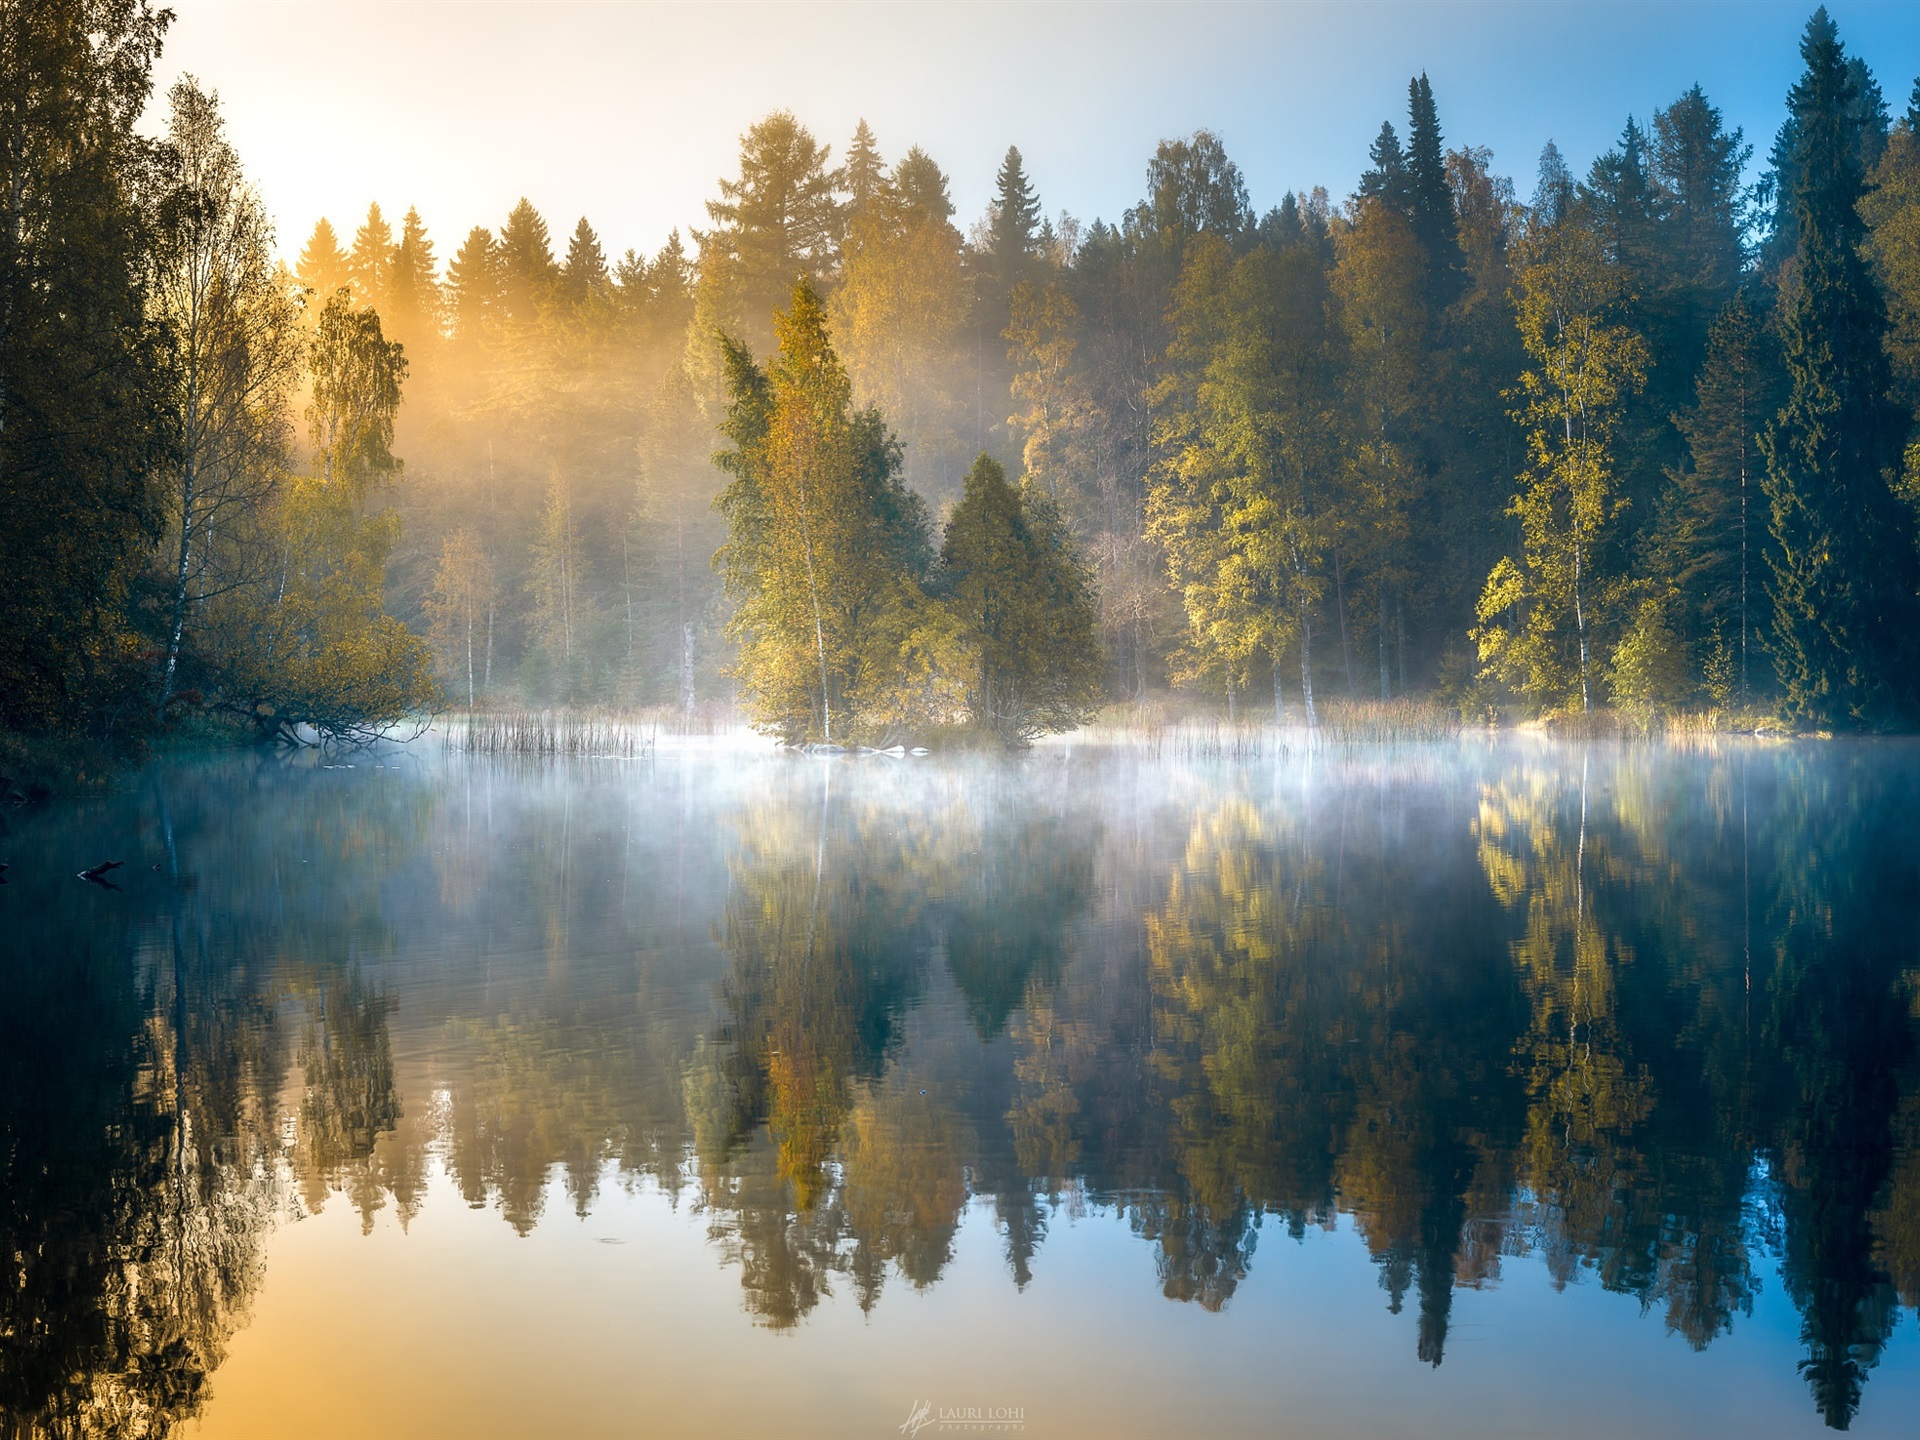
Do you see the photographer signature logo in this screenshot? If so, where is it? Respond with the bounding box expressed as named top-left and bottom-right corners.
top-left (900, 1399), bottom-right (1026, 1434)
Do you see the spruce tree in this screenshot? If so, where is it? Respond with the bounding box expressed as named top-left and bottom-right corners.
top-left (939, 455), bottom-right (1101, 744)
top-left (1358, 122), bottom-right (1410, 215)
top-left (1762, 7), bottom-right (1917, 726)
top-left (1649, 86), bottom-right (1749, 394)
top-left (838, 118), bottom-right (889, 226)
top-left (389, 207), bottom-right (440, 350)
top-left (990, 145), bottom-right (1041, 284)
top-left (893, 146), bottom-right (955, 228)
top-left (1588, 118), bottom-right (1659, 275)
top-left (1405, 75), bottom-right (1462, 306)
top-left (296, 217), bottom-right (351, 309)
top-left (1657, 293), bottom-right (1779, 704)
top-left (559, 216), bottom-right (609, 304)
top-left (347, 201), bottom-right (395, 314)
top-left (1532, 142), bottom-right (1574, 225)
top-left (1764, 44), bottom-right (1892, 270)
top-left (446, 226), bottom-right (500, 342)
top-left (497, 197), bottom-right (557, 323)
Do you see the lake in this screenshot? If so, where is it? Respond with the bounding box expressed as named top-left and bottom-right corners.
top-left (3, 734), bottom-right (1919, 1438)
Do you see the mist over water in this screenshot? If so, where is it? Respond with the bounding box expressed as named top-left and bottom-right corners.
top-left (5, 737), bottom-right (1920, 1437)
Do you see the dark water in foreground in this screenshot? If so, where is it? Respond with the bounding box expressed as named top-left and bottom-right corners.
top-left (3, 737), bottom-right (1920, 1438)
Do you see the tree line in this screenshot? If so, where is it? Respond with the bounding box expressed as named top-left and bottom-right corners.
top-left (1, 0), bottom-right (433, 751)
top-left (7, 1), bottom-right (1920, 749)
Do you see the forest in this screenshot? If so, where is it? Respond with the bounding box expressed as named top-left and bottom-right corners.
top-left (6, 1), bottom-right (1920, 761)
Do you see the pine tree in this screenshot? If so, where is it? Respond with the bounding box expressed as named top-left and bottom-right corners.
top-left (296, 217), bottom-right (351, 312)
top-left (893, 146), bottom-right (955, 228)
top-left (939, 455), bottom-right (1101, 743)
top-left (347, 201), bottom-right (395, 314)
top-left (695, 111), bottom-right (839, 351)
top-left (559, 216), bottom-right (609, 304)
top-left (1763, 43), bottom-right (1892, 270)
top-left (1358, 122), bottom-right (1410, 215)
top-left (1762, 7), bottom-right (1918, 726)
top-left (1532, 142), bottom-right (1574, 225)
top-left (497, 197), bottom-right (557, 323)
top-left (838, 118), bottom-right (890, 226)
top-left (0, 0), bottom-right (171, 733)
top-left (715, 281), bottom-right (949, 744)
top-left (1405, 75), bottom-right (1462, 306)
top-left (1587, 118), bottom-right (1659, 274)
top-left (990, 146), bottom-right (1042, 284)
top-left (1652, 86), bottom-right (1748, 293)
top-left (1655, 293), bottom-right (1779, 705)
top-left (389, 207), bottom-right (440, 351)
top-left (446, 226), bottom-right (499, 342)
top-left (1648, 86), bottom-right (1750, 396)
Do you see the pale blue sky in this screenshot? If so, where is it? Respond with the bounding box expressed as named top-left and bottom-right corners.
top-left (153, 0), bottom-right (1920, 264)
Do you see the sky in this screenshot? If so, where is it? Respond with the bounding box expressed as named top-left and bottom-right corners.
top-left (149, 0), bottom-right (1920, 266)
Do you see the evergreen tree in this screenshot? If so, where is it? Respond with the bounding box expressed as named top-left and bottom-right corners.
top-left (838, 118), bottom-right (890, 226)
top-left (296, 217), bottom-right (351, 311)
top-left (1587, 118), bottom-right (1660, 274)
top-left (1651, 86), bottom-right (1749, 294)
top-left (497, 197), bottom-right (557, 323)
top-left (0, 0), bottom-right (171, 733)
top-left (559, 216), bottom-right (609, 304)
top-left (347, 201), bottom-right (395, 314)
top-left (1358, 122), bottom-right (1410, 215)
top-left (714, 281), bottom-right (950, 744)
top-left (1405, 75), bottom-right (1462, 306)
top-left (1532, 142), bottom-right (1574, 226)
top-left (939, 455), bottom-right (1102, 743)
top-left (1653, 293), bottom-right (1779, 705)
top-left (893, 146), bottom-right (955, 228)
top-left (388, 206), bottom-right (440, 351)
top-left (695, 111), bottom-right (839, 353)
top-left (1648, 86), bottom-right (1750, 404)
top-left (989, 145), bottom-right (1042, 283)
top-left (1761, 7), bottom-right (1918, 726)
top-left (446, 226), bottom-right (500, 342)
top-left (1763, 41), bottom-right (1892, 270)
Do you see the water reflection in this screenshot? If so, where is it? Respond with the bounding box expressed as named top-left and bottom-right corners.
top-left (2, 742), bottom-right (1919, 1432)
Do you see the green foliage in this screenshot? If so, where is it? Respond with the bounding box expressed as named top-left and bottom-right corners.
top-left (1473, 213), bottom-right (1648, 716)
top-left (715, 281), bottom-right (954, 744)
top-left (1761, 8), bottom-right (1920, 728)
top-left (1650, 293), bottom-right (1777, 707)
top-left (1608, 595), bottom-right (1691, 725)
top-left (0, 0), bottom-right (171, 736)
top-left (207, 295), bottom-right (434, 741)
top-left (939, 456), bottom-right (1102, 743)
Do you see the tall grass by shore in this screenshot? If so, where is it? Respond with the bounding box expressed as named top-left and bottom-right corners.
top-left (441, 711), bottom-right (659, 757)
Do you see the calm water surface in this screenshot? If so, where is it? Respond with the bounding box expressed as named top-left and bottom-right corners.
top-left (4, 737), bottom-right (1920, 1438)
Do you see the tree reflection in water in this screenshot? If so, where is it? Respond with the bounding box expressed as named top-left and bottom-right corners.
top-left (3, 743), bottom-right (1919, 1432)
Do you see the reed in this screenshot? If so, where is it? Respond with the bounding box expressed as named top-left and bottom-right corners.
top-left (441, 710), bottom-right (658, 757)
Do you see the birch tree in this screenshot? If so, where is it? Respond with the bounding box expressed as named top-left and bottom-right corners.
top-left (150, 76), bottom-right (301, 714)
top-left (1473, 214), bottom-right (1647, 716)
